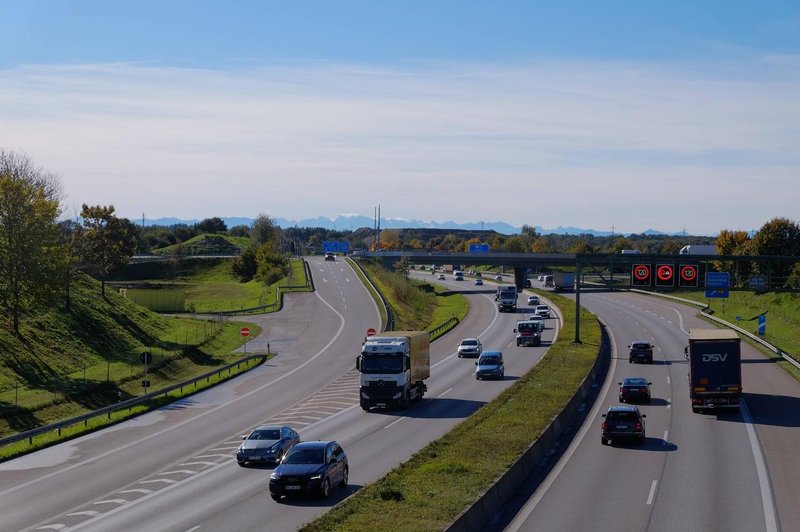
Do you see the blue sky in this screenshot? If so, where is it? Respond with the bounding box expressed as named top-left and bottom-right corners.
top-left (1, 1), bottom-right (798, 234)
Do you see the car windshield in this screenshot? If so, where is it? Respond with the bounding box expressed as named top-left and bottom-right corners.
top-left (249, 429), bottom-right (280, 440)
top-left (632, 343), bottom-right (650, 349)
top-left (606, 411), bottom-right (638, 422)
top-left (479, 356), bottom-right (500, 365)
top-left (360, 353), bottom-right (403, 373)
top-left (624, 378), bottom-right (648, 386)
top-left (517, 323), bottom-right (536, 332)
top-left (461, 340), bottom-right (478, 346)
top-left (284, 448), bottom-right (324, 464)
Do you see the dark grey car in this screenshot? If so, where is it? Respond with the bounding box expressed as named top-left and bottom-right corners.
top-left (237, 425), bottom-right (300, 466)
top-left (601, 405), bottom-right (646, 445)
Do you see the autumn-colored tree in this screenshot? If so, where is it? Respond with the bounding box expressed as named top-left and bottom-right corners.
top-left (531, 237), bottom-right (556, 253)
top-left (0, 151), bottom-right (63, 333)
top-left (76, 204), bottom-right (137, 297)
top-left (568, 239), bottom-right (594, 254)
top-left (714, 229), bottom-right (752, 285)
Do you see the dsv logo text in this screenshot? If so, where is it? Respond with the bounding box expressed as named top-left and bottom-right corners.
top-left (702, 353), bottom-right (729, 362)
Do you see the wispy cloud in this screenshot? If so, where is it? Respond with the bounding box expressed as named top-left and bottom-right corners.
top-left (1, 58), bottom-right (798, 233)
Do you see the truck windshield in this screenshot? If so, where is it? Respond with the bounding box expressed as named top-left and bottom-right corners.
top-left (360, 353), bottom-right (404, 373)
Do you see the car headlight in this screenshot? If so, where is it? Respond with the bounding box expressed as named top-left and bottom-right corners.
top-left (310, 474), bottom-right (323, 480)
top-left (392, 392), bottom-right (403, 399)
top-left (361, 391), bottom-right (370, 399)
top-left (270, 472), bottom-right (280, 480)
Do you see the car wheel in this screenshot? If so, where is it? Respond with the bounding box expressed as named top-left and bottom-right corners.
top-left (648, 357), bottom-right (653, 364)
top-left (319, 477), bottom-right (330, 499)
top-left (601, 437), bottom-right (609, 446)
top-left (237, 461), bottom-right (246, 467)
top-left (340, 466), bottom-right (349, 487)
top-left (638, 435), bottom-right (646, 445)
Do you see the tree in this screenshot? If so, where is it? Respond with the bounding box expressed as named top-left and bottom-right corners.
top-left (750, 217), bottom-right (800, 286)
top-left (195, 217), bottom-right (227, 234)
top-left (77, 204), bottom-right (137, 297)
top-left (251, 214), bottom-right (280, 247)
top-left (0, 150), bottom-right (63, 333)
top-left (394, 256), bottom-right (411, 278)
top-left (714, 229), bottom-right (752, 286)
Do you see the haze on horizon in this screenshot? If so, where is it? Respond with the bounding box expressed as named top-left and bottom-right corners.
top-left (1, 1), bottom-right (798, 236)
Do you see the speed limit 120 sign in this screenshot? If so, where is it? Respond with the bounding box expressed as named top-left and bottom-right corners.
top-left (679, 264), bottom-right (699, 287)
top-left (631, 264), bottom-right (651, 287)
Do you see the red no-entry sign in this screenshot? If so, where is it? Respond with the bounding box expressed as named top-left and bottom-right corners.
top-left (366, 328), bottom-right (377, 337)
top-left (240, 327), bottom-right (251, 337)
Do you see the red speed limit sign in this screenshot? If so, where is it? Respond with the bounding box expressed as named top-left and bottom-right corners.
top-left (631, 264), bottom-right (651, 286)
top-left (656, 264), bottom-right (674, 286)
top-left (679, 264), bottom-right (699, 287)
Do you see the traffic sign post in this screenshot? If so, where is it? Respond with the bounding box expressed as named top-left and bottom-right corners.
top-left (240, 327), bottom-right (251, 353)
top-left (631, 264), bottom-right (651, 287)
top-left (705, 272), bottom-right (730, 299)
top-left (140, 351), bottom-right (152, 394)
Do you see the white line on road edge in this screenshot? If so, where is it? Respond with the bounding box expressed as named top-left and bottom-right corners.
top-left (662, 431), bottom-right (669, 444)
top-left (505, 318), bottom-right (614, 532)
top-left (740, 399), bottom-right (778, 532)
top-left (646, 480), bottom-right (657, 505)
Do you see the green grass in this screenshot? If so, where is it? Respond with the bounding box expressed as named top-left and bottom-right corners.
top-left (0, 356), bottom-right (263, 461)
top-left (153, 233), bottom-right (248, 255)
top-left (303, 293), bottom-right (600, 531)
top-left (355, 260), bottom-right (469, 332)
top-left (346, 258), bottom-right (389, 329)
top-left (0, 259), bottom-right (311, 438)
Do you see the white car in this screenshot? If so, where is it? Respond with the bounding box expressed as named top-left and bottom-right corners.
top-left (534, 305), bottom-right (551, 318)
top-left (527, 295), bottom-right (540, 306)
top-left (437, 274), bottom-right (446, 280)
top-left (457, 338), bottom-right (482, 358)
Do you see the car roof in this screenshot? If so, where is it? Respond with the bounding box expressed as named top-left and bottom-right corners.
top-left (607, 405), bottom-right (639, 413)
top-left (480, 350), bottom-right (502, 356)
top-left (622, 377), bottom-right (648, 384)
top-left (291, 440), bottom-right (335, 450)
top-left (253, 424), bottom-right (289, 431)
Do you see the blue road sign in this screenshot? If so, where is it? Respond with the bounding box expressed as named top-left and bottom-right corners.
top-left (469, 243), bottom-right (489, 253)
top-left (706, 272), bottom-right (730, 288)
top-left (705, 287), bottom-right (729, 298)
top-left (758, 314), bottom-right (766, 336)
top-left (323, 241), bottom-right (350, 253)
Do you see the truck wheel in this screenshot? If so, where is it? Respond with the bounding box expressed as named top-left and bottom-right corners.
top-left (416, 382), bottom-right (425, 401)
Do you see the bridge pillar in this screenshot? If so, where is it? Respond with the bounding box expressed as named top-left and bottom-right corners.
top-left (514, 267), bottom-right (527, 292)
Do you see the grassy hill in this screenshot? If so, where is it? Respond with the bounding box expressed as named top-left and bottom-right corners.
top-left (0, 272), bottom-right (250, 435)
top-left (153, 234), bottom-right (248, 255)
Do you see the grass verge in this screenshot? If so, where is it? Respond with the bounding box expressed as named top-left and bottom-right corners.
top-left (302, 292), bottom-right (600, 531)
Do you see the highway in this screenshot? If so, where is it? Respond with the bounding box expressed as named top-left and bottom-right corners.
top-left (0, 259), bottom-right (557, 531)
top-left (498, 289), bottom-right (800, 532)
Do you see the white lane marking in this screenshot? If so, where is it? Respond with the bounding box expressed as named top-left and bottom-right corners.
top-left (65, 511), bottom-right (99, 517)
top-left (662, 430), bottom-right (669, 444)
top-left (0, 288), bottom-right (351, 500)
top-left (35, 526), bottom-right (65, 530)
top-left (178, 461), bottom-right (216, 467)
top-left (384, 417), bottom-right (405, 430)
top-left (185, 527), bottom-right (201, 532)
top-left (119, 488), bottom-right (152, 495)
top-left (161, 470), bottom-right (195, 476)
top-left (139, 479), bottom-right (176, 485)
top-left (646, 480), bottom-right (657, 505)
top-left (505, 317), bottom-right (615, 532)
top-left (666, 376), bottom-right (671, 385)
top-left (93, 499), bottom-right (127, 505)
top-left (438, 387), bottom-right (453, 397)
top-left (740, 399), bottom-right (779, 532)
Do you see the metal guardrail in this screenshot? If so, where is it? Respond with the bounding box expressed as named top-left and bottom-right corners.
top-left (0, 354), bottom-right (266, 449)
top-left (630, 288), bottom-right (800, 371)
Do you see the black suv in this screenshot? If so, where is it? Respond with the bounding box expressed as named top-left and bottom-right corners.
top-left (628, 341), bottom-right (654, 363)
top-left (601, 405), bottom-right (646, 445)
top-left (269, 440), bottom-right (348, 500)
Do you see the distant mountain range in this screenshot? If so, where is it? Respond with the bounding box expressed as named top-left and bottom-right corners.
top-left (141, 214), bottom-right (687, 237)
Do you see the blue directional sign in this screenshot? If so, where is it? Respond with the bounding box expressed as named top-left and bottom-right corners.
top-left (757, 314), bottom-right (766, 336)
top-left (469, 243), bottom-right (489, 253)
top-left (323, 241), bottom-right (350, 253)
top-left (705, 272), bottom-right (729, 298)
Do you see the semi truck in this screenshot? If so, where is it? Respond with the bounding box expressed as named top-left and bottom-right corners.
top-left (685, 328), bottom-right (742, 412)
top-left (497, 285), bottom-right (517, 312)
top-left (679, 244), bottom-right (717, 255)
top-left (357, 331), bottom-right (430, 411)
top-left (552, 271), bottom-right (575, 291)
